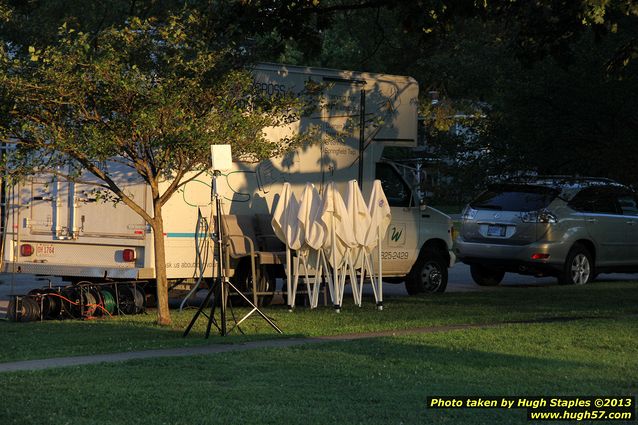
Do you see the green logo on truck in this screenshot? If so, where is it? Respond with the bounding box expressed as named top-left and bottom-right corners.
top-left (391, 227), bottom-right (403, 242)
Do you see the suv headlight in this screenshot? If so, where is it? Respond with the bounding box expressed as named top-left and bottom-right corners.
top-left (461, 206), bottom-right (478, 221)
top-left (520, 209), bottom-right (557, 223)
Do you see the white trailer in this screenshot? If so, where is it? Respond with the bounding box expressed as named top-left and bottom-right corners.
top-left (1, 63), bottom-right (455, 297)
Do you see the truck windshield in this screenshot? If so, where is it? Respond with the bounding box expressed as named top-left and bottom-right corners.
top-left (375, 162), bottom-right (412, 208)
top-left (470, 184), bottom-right (558, 212)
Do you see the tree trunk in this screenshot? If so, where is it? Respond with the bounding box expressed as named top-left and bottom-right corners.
top-left (151, 204), bottom-right (171, 326)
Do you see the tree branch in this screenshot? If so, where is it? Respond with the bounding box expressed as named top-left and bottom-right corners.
top-left (72, 153), bottom-right (153, 223)
top-left (158, 153), bottom-right (187, 206)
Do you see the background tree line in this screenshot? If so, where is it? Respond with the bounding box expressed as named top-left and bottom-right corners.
top-left (3, 0), bottom-right (637, 201)
top-left (265, 0), bottom-right (638, 203)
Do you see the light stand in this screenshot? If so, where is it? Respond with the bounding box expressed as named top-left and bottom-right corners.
top-left (182, 171), bottom-right (222, 338)
top-left (184, 145), bottom-right (282, 337)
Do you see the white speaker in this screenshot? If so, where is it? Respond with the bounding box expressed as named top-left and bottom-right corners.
top-left (210, 145), bottom-right (232, 171)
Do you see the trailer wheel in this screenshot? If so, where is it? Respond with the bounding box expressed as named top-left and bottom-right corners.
top-left (233, 262), bottom-right (275, 306)
top-left (405, 253), bottom-right (448, 295)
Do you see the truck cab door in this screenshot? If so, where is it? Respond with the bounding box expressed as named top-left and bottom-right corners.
top-left (375, 162), bottom-right (420, 274)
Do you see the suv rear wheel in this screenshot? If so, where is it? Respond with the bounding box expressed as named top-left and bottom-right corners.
top-left (558, 244), bottom-right (593, 285)
top-left (470, 264), bottom-right (505, 286)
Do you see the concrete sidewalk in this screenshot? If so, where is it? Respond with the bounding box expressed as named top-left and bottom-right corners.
top-left (0, 338), bottom-right (320, 373)
top-left (0, 323), bottom-right (491, 373)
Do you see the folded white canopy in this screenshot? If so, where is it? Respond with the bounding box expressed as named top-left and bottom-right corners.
top-left (344, 180), bottom-right (372, 305)
top-left (272, 179), bottom-right (392, 310)
top-left (366, 179), bottom-right (392, 309)
top-left (366, 179), bottom-right (392, 250)
top-left (271, 182), bottom-right (303, 308)
top-left (271, 182), bottom-right (304, 251)
top-left (292, 183), bottom-right (328, 308)
top-left (297, 183), bottom-right (325, 251)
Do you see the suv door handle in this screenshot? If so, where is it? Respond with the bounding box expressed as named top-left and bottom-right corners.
top-left (586, 218), bottom-right (597, 223)
top-left (627, 221), bottom-right (636, 225)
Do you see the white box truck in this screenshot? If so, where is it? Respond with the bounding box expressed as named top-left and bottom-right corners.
top-left (0, 63), bottom-right (455, 298)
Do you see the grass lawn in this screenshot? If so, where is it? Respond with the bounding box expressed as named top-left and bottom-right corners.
top-left (0, 282), bottom-right (638, 362)
top-left (0, 318), bottom-right (636, 425)
top-left (1, 280), bottom-right (637, 363)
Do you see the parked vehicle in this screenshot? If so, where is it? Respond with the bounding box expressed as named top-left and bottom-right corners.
top-left (455, 176), bottom-right (638, 286)
top-left (1, 63), bottom-right (454, 298)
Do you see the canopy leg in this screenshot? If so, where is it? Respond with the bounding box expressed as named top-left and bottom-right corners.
top-left (365, 253), bottom-right (378, 304)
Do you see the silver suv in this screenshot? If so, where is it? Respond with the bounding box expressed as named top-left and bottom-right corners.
top-left (455, 177), bottom-right (638, 286)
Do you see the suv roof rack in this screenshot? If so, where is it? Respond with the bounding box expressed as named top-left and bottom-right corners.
top-left (504, 175), bottom-right (620, 186)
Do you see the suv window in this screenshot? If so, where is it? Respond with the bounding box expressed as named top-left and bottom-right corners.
top-left (617, 192), bottom-right (638, 216)
top-left (470, 184), bottom-right (558, 212)
top-left (568, 187), bottom-right (620, 214)
top-left (375, 162), bottom-right (411, 207)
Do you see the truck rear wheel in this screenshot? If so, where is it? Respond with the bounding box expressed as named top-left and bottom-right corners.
top-left (233, 264), bottom-right (275, 306)
top-left (405, 254), bottom-right (448, 295)
top-left (470, 264), bottom-right (504, 286)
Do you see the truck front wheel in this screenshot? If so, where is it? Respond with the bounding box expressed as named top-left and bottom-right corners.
top-left (405, 254), bottom-right (448, 295)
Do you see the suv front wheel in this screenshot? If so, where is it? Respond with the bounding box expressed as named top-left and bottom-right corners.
top-left (470, 264), bottom-right (505, 286)
top-left (558, 244), bottom-right (593, 285)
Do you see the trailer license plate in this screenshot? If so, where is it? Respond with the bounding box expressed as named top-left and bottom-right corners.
top-left (487, 225), bottom-right (506, 237)
top-left (36, 244), bottom-right (55, 257)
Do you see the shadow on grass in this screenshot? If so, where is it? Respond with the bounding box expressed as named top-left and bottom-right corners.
top-left (1, 280), bottom-right (637, 363)
top-left (2, 319), bottom-right (636, 425)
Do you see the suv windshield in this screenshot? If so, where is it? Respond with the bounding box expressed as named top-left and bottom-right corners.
top-left (470, 184), bottom-right (559, 212)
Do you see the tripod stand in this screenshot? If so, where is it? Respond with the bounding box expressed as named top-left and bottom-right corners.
top-left (183, 171), bottom-right (282, 337)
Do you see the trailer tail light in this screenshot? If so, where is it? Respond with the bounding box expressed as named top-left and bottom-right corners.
top-left (531, 253), bottom-right (550, 260)
top-left (20, 244), bottom-right (34, 257)
top-left (123, 249), bottom-right (136, 262)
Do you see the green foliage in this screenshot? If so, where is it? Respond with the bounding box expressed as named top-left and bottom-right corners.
top-left (0, 12), bottom-right (316, 204)
top-left (0, 0), bottom-right (185, 47)
top-left (481, 28), bottom-right (638, 184)
top-left (251, 1), bottom-right (638, 203)
top-left (0, 8), bottom-right (322, 325)
top-left (423, 19), bottom-right (638, 201)
top-left (1, 0), bottom-right (636, 206)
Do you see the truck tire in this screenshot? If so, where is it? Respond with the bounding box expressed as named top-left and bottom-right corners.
top-left (405, 254), bottom-right (448, 295)
top-left (557, 244), bottom-right (593, 285)
top-left (470, 264), bottom-right (505, 286)
top-left (233, 264), bottom-right (275, 306)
